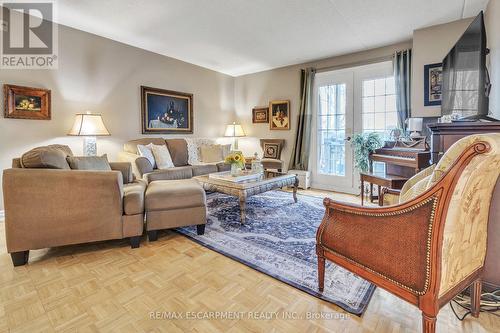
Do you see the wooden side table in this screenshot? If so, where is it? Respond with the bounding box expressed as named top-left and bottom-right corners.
top-left (360, 171), bottom-right (408, 206)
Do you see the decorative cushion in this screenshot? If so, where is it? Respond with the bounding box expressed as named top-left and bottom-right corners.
top-left (165, 139), bottom-right (188, 166)
top-left (185, 138), bottom-right (215, 165)
top-left (199, 145), bottom-right (224, 163)
top-left (67, 154), bottom-right (112, 171)
top-left (399, 175), bottom-right (433, 203)
top-left (151, 144), bottom-right (175, 169)
top-left (263, 142), bottom-right (281, 159)
top-left (399, 164), bottom-right (436, 203)
top-left (21, 145), bottom-right (73, 169)
top-left (137, 144), bottom-right (156, 169)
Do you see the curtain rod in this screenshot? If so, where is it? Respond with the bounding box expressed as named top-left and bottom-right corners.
top-left (314, 54), bottom-right (394, 73)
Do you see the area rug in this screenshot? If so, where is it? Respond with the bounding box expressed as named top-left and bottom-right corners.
top-left (176, 190), bottom-right (375, 315)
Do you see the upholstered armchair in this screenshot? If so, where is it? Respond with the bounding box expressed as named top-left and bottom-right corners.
top-left (260, 139), bottom-right (285, 172)
top-left (316, 134), bottom-right (500, 333)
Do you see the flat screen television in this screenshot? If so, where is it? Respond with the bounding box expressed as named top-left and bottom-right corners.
top-left (441, 11), bottom-right (495, 121)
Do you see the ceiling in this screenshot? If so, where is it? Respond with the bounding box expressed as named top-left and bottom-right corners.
top-left (55, 0), bottom-right (490, 76)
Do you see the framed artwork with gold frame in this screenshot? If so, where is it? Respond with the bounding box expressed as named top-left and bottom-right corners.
top-left (252, 106), bottom-right (269, 123)
top-left (141, 85), bottom-right (193, 134)
top-left (4, 84), bottom-right (51, 120)
top-left (269, 100), bottom-right (290, 130)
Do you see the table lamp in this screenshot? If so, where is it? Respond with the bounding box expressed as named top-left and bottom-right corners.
top-left (68, 112), bottom-right (110, 156)
top-left (407, 118), bottom-right (423, 140)
top-left (224, 122), bottom-right (245, 150)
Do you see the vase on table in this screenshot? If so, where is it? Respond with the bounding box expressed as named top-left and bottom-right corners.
top-left (230, 163), bottom-right (240, 176)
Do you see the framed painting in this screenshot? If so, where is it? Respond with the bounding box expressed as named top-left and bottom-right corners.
top-left (252, 106), bottom-right (269, 123)
top-left (269, 100), bottom-right (290, 130)
top-left (141, 86), bottom-right (193, 134)
top-left (4, 84), bottom-right (51, 120)
top-left (424, 63), bottom-right (443, 106)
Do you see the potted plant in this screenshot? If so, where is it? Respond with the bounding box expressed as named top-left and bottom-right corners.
top-left (224, 151), bottom-right (245, 176)
top-left (351, 132), bottom-right (383, 173)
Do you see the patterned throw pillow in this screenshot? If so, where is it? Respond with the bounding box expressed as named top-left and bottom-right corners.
top-left (150, 144), bottom-right (175, 169)
top-left (263, 143), bottom-right (281, 159)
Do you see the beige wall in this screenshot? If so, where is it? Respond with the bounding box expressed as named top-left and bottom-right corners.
top-left (0, 23), bottom-right (235, 210)
top-left (234, 41), bottom-right (412, 168)
top-left (411, 18), bottom-right (474, 117)
top-left (486, 0), bottom-right (500, 119)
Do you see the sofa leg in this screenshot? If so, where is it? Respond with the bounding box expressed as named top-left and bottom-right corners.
top-left (148, 230), bottom-right (158, 242)
top-left (11, 251), bottom-right (29, 266)
top-left (130, 236), bottom-right (140, 249)
top-left (422, 312), bottom-right (436, 333)
top-left (197, 224), bottom-right (206, 235)
top-left (318, 255), bottom-right (325, 292)
top-left (471, 279), bottom-right (482, 318)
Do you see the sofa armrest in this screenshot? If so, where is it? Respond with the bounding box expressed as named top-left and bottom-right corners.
top-left (110, 162), bottom-right (134, 184)
top-left (2, 168), bottom-right (124, 252)
top-left (143, 167), bottom-right (193, 183)
top-left (118, 151), bottom-right (153, 178)
top-left (317, 196), bottom-right (440, 295)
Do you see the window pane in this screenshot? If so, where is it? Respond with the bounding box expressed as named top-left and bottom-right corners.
top-left (374, 78), bottom-right (386, 95)
top-left (363, 113), bottom-right (375, 130)
top-left (363, 80), bottom-right (374, 97)
top-left (386, 112), bottom-right (398, 129)
top-left (317, 83), bottom-right (346, 176)
top-left (386, 95), bottom-right (396, 111)
top-left (363, 97), bottom-right (374, 113)
top-left (374, 113), bottom-right (385, 130)
top-left (386, 77), bottom-right (395, 95)
top-left (374, 96), bottom-right (385, 112)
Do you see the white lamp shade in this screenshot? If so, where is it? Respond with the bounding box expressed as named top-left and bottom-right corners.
top-left (68, 113), bottom-right (110, 136)
top-left (407, 118), bottom-right (423, 132)
top-left (224, 123), bottom-right (245, 137)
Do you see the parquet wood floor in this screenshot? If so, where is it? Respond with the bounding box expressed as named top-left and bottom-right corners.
top-left (0, 190), bottom-right (498, 332)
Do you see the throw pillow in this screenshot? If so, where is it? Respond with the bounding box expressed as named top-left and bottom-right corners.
top-left (221, 144), bottom-right (232, 158)
top-left (67, 154), bottom-right (112, 171)
top-left (199, 145), bottom-right (224, 163)
top-left (151, 144), bottom-right (175, 169)
top-left (263, 142), bottom-right (281, 159)
top-left (21, 145), bottom-right (73, 169)
top-left (137, 143), bottom-right (156, 168)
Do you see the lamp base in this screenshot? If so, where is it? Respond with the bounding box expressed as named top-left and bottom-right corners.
top-left (83, 136), bottom-right (97, 156)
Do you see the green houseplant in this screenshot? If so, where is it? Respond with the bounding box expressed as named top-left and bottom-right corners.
top-left (351, 132), bottom-right (383, 173)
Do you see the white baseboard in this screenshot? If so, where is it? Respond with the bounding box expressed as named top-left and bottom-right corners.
top-left (0, 210), bottom-right (4, 221)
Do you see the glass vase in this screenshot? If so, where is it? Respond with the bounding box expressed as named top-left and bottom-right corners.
top-left (230, 163), bottom-right (240, 176)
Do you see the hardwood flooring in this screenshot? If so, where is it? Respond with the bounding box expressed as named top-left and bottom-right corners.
top-left (0, 190), bottom-right (498, 332)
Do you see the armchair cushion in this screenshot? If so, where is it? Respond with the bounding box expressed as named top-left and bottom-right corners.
top-left (110, 162), bottom-right (134, 184)
top-left (123, 181), bottom-right (146, 215)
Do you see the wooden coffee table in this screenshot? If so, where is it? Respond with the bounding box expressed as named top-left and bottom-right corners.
top-left (194, 171), bottom-right (299, 224)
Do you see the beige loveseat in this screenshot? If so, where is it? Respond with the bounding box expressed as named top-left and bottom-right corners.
top-left (2, 145), bottom-right (146, 266)
top-left (118, 138), bottom-right (230, 182)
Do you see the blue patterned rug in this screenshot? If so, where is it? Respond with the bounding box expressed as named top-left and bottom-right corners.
top-left (176, 190), bottom-right (375, 315)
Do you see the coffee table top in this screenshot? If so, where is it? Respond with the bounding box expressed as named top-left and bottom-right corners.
top-left (194, 170), bottom-right (296, 190)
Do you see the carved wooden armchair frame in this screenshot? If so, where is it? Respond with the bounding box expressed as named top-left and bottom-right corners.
top-left (316, 141), bottom-right (493, 333)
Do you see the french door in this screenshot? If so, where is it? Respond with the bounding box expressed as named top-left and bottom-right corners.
top-left (311, 61), bottom-right (394, 194)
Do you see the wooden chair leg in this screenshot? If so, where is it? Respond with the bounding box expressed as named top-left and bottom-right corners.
top-left (422, 312), bottom-right (436, 333)
top-left (318, 255), bottom-right (325, 292)
top-left (471, 279), bottom-right (482, 318)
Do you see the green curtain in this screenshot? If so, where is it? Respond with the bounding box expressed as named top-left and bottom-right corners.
top-left (289, 68), bottom-right (315, 171)
top-left (393, 49), bottom-right (412, 134)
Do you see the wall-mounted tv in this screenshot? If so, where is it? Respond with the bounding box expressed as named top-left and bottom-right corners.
top-left (441, 11), bottom-right (496, 121)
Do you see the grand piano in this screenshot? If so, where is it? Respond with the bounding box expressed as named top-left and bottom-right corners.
top-left (360, 139), bottom-right (431, 205)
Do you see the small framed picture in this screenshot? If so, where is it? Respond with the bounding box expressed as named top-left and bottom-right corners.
top-left (269, 100), bottom-right (290, 130)
top-left (4, 84), bottom-right (51, 120)
top-left (424, 63), bottom-right (443, 106)
top-left (252, 106), bottom-right (269, 123)
top-left (141, 86), bottom-right (193, 134)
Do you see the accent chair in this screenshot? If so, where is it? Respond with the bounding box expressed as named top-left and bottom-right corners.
top-left (316, 134), bottom-right (500, 333)
top-left (260, 139), bottom-right (285, 172)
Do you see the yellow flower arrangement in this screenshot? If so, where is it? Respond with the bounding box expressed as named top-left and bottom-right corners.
top-left (224, 152), bottom-right (245, 168)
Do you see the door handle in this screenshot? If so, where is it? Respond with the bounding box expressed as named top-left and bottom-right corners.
top-left (345, 136), bottom-right (352, 141)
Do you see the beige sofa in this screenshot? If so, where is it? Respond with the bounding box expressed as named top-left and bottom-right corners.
top-left (118, 138), bottom-right (230, 182)
top-left (3, 145), bottom-right (146, 266)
